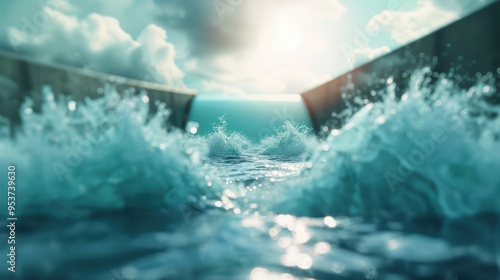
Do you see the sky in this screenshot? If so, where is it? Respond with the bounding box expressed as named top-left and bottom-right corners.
top-left (0, 0), bottom-right (494, 95)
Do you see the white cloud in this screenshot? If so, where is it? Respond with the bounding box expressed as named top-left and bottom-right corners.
top-left (188, 53), bottom-right (332, 95)
top-left (156, 0), bottom-right (346, 94)
top-left (201, 80), bottom-right (246, 96)
top-left (271, 68), bottom-right (332, 94)
top-left (64, 0), bottom-right (157, 37)
top-left (366, 1), bottom-right (457, 44)
top-left (202, 54), bottom-right (287, 93)
top-left (351, 46), bottom-right (391, 67)
top-left (0, 0), bottom-right (348, 94)
top-left (1, 2), bottom-right (184, 86)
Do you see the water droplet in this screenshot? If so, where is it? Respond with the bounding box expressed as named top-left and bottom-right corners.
top-left (269, 227), bottom-right (279, 237)
top-left (386, 77), bottom-right (394, 84)
top-left (297, 253), bottom-right (313, 269)
top-left (375, 116), bottom-right (386, 125)
top-left (68, 101), bottom-right (77, 111)
top-left (332, 263), bottom-right (345, 273)
top-left (314, 242), bottom-right (331, 255)
top-left (466, 88), bottom-right (474, 97)
top-left (24, 107), bottom-right (33, 115)
top-left (324, 216), bottom-right (337, 228)
top-left (388, 239), bottom-right (400, 250)
top-left (141, 95), bottom-right (149, 103)
top-left (186, 121), bottom-right (199, 135)
top-left (223, 189), bottom-right (237, 199)
top-left (45, 92), bottom-right (54, 102)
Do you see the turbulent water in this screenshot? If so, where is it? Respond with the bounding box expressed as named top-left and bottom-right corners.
top-left (1, 69), bottom-right (500, 280)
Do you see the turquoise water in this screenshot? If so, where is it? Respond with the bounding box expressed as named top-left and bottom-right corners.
top-left (0, 69), bottom-right (499, 279)
top-left (187, 94), bottom-right (313, 142)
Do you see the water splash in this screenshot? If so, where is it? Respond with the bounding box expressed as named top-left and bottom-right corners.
top-left (188, 117), bottom-right (318, 158)
top-left (270, 69), bottom-right (500, 220)
top-left (0, 86), bottom-right (219, 218)
top-left (258, 121), bottom-right (317, 157)
top-left (0, 69), bottom-right (499, 279)
top-left (205, 117), bottom-right (252, 157)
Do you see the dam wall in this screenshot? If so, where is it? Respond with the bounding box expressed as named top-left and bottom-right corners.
top-left (301, 1), bottom-right (500, 133)
top-left (0, 51), bottom-right (196, 133)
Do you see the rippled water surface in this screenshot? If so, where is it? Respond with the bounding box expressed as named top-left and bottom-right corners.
top-left (1, 70), bottom-right (499, 280)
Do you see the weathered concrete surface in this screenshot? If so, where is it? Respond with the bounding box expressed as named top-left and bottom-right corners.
top-left (301, 1), bottom-right (500, 133)
top-left (0, 50), bottom-right (196, 133)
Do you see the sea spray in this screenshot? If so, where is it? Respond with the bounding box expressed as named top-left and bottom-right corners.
top-left (206, 117), bottom-right (251, 157)
top-left (0, 69), bottom-right (499, 279)
top-left (191, 117), bottom-right (318, 158)
top-left (0, 86), bottom-right (220, 218)
top-left (269, 69), bottom-right (500, 219)
top-left (259, 121), bottom-right (317, 157)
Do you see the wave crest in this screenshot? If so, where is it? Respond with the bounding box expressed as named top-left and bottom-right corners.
top-left (0, 86), bottom-right (217, 218)
top-left (271, 70), bottom-right (500, 219)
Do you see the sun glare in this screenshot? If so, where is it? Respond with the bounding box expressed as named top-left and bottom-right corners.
top-left (266, 13), bottom-right (304, 55)
top-left (224, 3), bottom-right (337, 93)
top-left (252, 7), bottom-right (312, 70)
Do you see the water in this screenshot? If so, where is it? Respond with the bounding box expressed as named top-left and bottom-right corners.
top-left (0, 69), bottom-right (499, 280)
top-left (187, 94), bottom-right (313, 142)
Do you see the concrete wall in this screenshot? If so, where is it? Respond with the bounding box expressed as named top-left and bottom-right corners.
top-left (0, 51), bottom-right (197, 134)
top-left (301, 1), bottom-right (500, 133)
